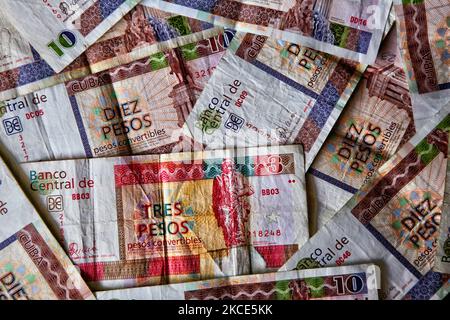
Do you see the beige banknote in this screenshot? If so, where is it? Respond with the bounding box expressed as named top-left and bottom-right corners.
top-left (0, 8), bottom-right (90, 102)
top-left (0, 155), bottom-right (94, 300)
top-left (0, 3), bottom-right (226, 102)
top-left (18, 145), bottom-right (309, 290)
top-left (0, 30), bottom-right (228, 163)
top-left (394, 0), bottom-right (450, 128)
top-left (281, 110), bottom-right (450, 300)
top-left (307, 25), bottom-right (416, 232)
top-left (184, 32), bottom-right (365, 169)
top-left (434, 131), bottom-right (450, 273)
top-left (0, 0), bottom-right (140, 72)
top-left (145, 0), bottom-right (393, 64)
top-left (96, 264), bottom-right (380, 300)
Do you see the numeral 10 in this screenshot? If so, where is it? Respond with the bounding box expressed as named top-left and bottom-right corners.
top-left (47, 30), bottom-right (77, 57)
top-left (332, 275), bottom-right (364, 295)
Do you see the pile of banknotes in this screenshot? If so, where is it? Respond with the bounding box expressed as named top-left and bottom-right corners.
top-left (0, 0), bottom-right (448, 301)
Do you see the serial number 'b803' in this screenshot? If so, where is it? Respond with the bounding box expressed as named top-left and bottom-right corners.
top-left (72, 193), bottom-right (90, 200)
top-left (262, 188), bottom-right (279, 196)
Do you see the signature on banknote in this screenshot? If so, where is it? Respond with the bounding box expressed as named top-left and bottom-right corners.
top-left (68, 242), bottom-right (98, 260)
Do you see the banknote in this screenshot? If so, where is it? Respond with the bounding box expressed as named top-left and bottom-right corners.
top-left (434, 130), bottom-right (450, 273)
top-left (0, 3), bottom-right (226, 102)
top-left (96, 264), bottom-right (380, 300)
top-left (281, 110), bottom-right (450, 300)
top-left (0, 0), bottom-right (141, 73)
top-left (394, 0), bottom-right (450, 129)
top-left (0, 30), bottom-right (229, 163)
top-left (0, 8), bottom-right (90, 102)
top-left (0, 155), bottom-right (94, 300)
top-left (145, 0), bottom-right (392, 64)
top-left (19, 145), bottom-right (309, 290)
top-left (183, 32), bottom-right (364, 169)
top-left (83, 3), bottom-right (226, 73)
top-left (307, 25), bottom-right (416, 232)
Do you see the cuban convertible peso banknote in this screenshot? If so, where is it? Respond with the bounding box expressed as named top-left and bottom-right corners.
top-left (0, 0), bottom-right (141, 73)
top-left (183, 32), bottom-right (365, 169)
top-left (307, 24), bottom-right (416, 232)
top-left (95, 264), bottom-right (380, 300)
top-left (0, 3), bottom-right (227, 102)
top-left (0, 30), bottom-right (230, 163)
top-left (144, 0), bottom-right (393, 64)
top-left (0, 8), bottom-right (90, 102)
top-left (83, 2), bottom-right (227, 74)
top-left (434, 128), bottom-right (450, 274)
top-left (281, 110), bottom-right (450, 300)
top-left (18, 145), bottom-right (309, 290)
top-left (394, 0), bottom-right (450, 128)
top-left (0, 155), bottom-right (94, 300)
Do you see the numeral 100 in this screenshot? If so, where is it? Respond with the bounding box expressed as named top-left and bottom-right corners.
top-left (47, 30), bottom-right (77, 57)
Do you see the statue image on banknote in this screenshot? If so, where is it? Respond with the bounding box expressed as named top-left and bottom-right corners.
top-left (278, 0), bottom-right (335, 45)
top-left (124, 5), bottom-right (158, 52)
top-left (213, 158), bottom-right (254, 247)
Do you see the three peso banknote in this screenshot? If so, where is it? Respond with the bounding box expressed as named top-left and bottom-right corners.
top-left (17, 145), bottom-right (309, 290)
top-left (0, 155), bottom-right (94, 300)
top-left (281, 110), bottom-right (450, 300)
top-left (96, 264), bottom-right (381, 300)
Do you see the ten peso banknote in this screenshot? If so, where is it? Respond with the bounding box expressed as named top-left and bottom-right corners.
top-left (0, 0), bottom-right (141, 72)
top-left (0, 155), bottom-right (94, 300)
top-left (19, 145), bottom-right (309, 290)
top-left (95, 264), bottom-right (380, 300)
top-left (184, 32), bottom-right (365, 169)
top-left (434, 128), bottom-right (450, 274)
top-left (394, 0), bottom-right (450, 128)
top-left (281, 110), bottom-right (450, 300)
top-left (0, 29), bottom-right (231, 163)
top-left (307, 24), bottom-right (416, 232)
top-left (144, 0), bottom-right (393, 64)
top-left (0, 3), bottom-right (227, 101)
